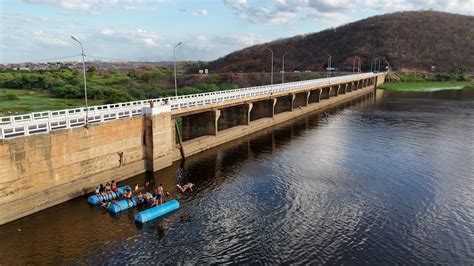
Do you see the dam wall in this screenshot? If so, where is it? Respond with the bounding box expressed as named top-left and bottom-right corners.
top-left (0, 73), bottom-right (385, 225)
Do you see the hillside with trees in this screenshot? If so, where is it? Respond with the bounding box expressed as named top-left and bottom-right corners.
top-left (206, 11), bottom-right (474, 73)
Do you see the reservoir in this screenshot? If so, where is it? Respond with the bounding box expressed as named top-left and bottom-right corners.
top-left (0, 88), bottom-right (473, 264)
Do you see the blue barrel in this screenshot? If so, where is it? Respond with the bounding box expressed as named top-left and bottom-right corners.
top-left (108, 197), bottom-right (139, 213)
top-left (134, 199), bottom-right (180, 224)
top-left (88, 185), bottom-right (131, 205)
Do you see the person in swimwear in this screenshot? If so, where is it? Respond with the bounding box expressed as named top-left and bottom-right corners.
top-left (155, 184), bottom-right (164, 205)
top-left (176, 182), bottom-right (194, 193)
top-left (111, 180), bottom-right (118, 193)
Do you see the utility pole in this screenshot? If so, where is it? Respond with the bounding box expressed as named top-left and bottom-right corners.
top-left (281, 53), bottom-right (287, 83)
top-left (173, 41), bottom-right (182, 98)
top-left (352, 57), bottom-right (356, 74)
top-left (265, 48), bottom-right (274, 85)
top-left (71, 36), bottom-right (88, 126)
top-left (327, 55), bottom-right (332, 78)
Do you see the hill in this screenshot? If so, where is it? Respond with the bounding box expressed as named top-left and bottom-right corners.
top-left (206, 11), bottom-right (474, 73)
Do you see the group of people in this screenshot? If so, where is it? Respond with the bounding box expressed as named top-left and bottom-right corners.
top-left (94, 180), bottom-right (195, 208)
top-left (94, 180), bottom-right (119, 202)
top-left (134, 183), bottom-right (170, 207)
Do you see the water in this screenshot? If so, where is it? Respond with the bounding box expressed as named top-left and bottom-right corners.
top-left (1, 89), bottom-right (473, 264)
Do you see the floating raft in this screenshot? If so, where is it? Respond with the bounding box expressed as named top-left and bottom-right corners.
top-left (108, 197), bottom-right (139, 214)
top-left (87, 185), bottom-right (131, 205)
top-left (134, 199), bottom-right (180, 224)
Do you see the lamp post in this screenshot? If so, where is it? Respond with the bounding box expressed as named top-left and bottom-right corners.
top-left (265, 48), bottom-right (274, 85)
top-left (327, 55), bottom-right (332, 78)
top-left (281, 53), bottom-right (287, 83)
top-left (71, 35), bottom-right (88, 125)
top-left (173, 41), bottom-right (182, 98)
top-left (353, 57), bottom-right (356, 74)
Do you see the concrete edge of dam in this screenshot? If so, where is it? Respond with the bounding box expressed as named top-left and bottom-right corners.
top-left (0, 73), bottom-right (385, 225)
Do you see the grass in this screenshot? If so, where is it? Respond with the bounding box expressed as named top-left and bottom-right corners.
top-left (0, 88), bottom-right (103, 116)
top-left (379, 81), bottom-right (474, 91)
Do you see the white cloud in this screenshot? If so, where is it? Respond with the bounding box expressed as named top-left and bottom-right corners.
top-left (22, 0), bottom-right (159, 12)
top-left (223, 0), bottom-right (248, 10)
top-left (100, 28), bottom-right (160, 47)
top-left (192, 9), bottom-right (208, 16)
top-left (224, 0), bottom-right (473, 25)
top-left (234, 33), bottom-right (268, 46)
top-left (32, 30), bottom-right (69, 46)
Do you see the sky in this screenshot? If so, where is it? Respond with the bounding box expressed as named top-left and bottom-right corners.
top-left (0, 0), bottom-right (473, 64)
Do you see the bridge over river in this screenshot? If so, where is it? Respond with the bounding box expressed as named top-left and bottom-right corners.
top-left (0, 72), bottom-right (385, 224)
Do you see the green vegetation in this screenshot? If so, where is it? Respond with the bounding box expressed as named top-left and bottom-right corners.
top-left (378, 81), bottom-right (474, 91)
top-left (394, 67), bottom-right (469, 82)
top-left (0, 68), bottom-right (241, 115)
top-left (298, 72), bottom-right (323, 81)
top-left (0, 88), bottom-right (102, 115)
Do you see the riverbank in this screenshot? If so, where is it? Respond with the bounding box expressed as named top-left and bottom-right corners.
top-left (378, 81), bottom-right (474, 92)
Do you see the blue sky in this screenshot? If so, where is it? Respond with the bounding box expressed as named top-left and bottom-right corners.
top-left (0, 0), bottom-right (472, 63)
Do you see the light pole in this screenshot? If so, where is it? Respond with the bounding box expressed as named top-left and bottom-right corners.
top-left (327, 55), bottom-right (332, 78)
top-left (71, 35), bottom-right (88, 126)
top-left (265, 48), bottom-right (274, 85)
top-left (173, 41), bottom-right (182, 98)
top-left (281, 53), bottom-right (287, 83)
top-left (353, 57), bottom-right (356, 74)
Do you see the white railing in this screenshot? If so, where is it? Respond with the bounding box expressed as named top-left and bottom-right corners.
top-left (0, 72), bottom-right (381, 139)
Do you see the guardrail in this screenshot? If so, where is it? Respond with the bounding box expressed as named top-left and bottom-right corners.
top-left (0, 72), bottom-right (380, 139)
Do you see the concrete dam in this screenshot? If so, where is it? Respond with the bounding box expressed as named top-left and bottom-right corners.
top-left (0, 72), bottom-right (386, 225)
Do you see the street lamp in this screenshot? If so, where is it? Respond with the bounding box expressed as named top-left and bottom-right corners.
top-left (281, 53), bottom-right (287, 83)
top-left (71, 35), bottom-right (88, 126)
top-left (265, 48), bottom-right (274, 85)
top-left (173, 41), bottom-right (182, 98)
top-left (353, 57), bottom-right (360, 74)
top-left (327, 55), bottom-right (332, 78)
top-left (353, 58), bottom-right (355, 74)
top-left (371, 58), bottom-right (381, 73)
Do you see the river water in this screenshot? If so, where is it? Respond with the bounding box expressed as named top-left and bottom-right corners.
top-left (1, 89), bottom-right (473, 264)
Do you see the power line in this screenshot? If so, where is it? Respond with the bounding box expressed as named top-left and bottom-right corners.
top-left (87, 55), bottom-right (133, 62)
top-left (28, 54), bottom-right (81, 63)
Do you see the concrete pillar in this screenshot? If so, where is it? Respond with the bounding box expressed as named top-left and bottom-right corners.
top-left (143, 107), bottom-right (173, 172)
top-left (272, 98), bottom-right (277, 117)
top-left (306, 91), bottom-right (311, 106)
top-left (291, 93), bottom-right (296, 111)
top-left (247, 103), bottom-right (253, 125)
top-left (215, 110), bottom-right (220, 134)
